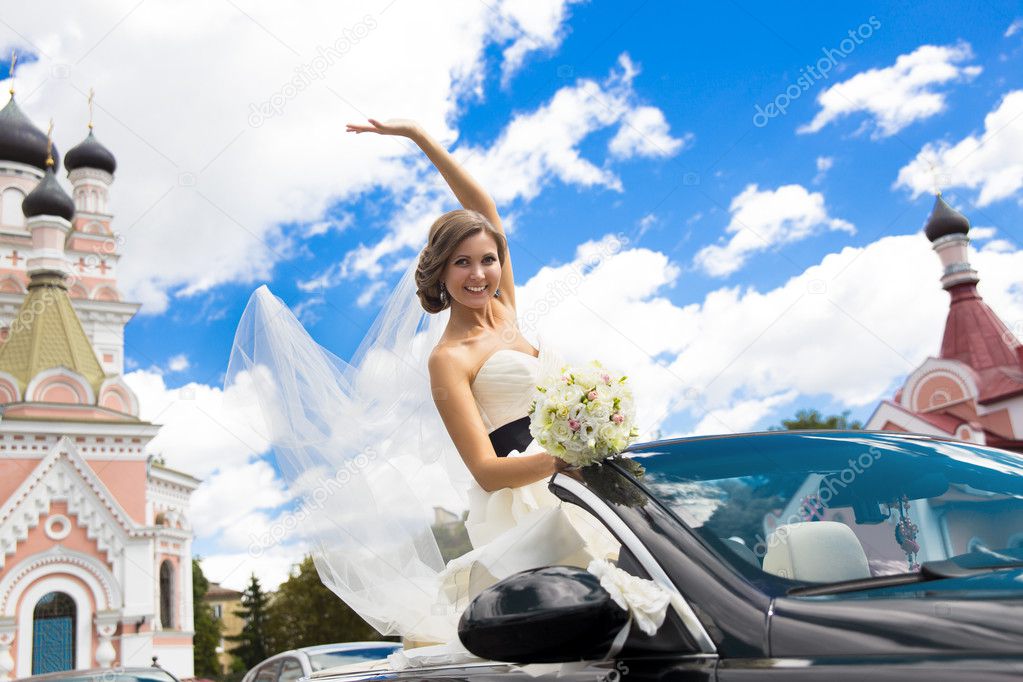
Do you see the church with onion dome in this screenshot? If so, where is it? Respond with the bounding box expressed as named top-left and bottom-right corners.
top-left (0, 70), bottom-right (197, 679)
top-left (866, 195), bottom-right (1023, 451)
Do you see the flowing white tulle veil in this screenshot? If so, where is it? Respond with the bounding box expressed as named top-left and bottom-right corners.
top-left (225, 257), bottom-right (488, 643)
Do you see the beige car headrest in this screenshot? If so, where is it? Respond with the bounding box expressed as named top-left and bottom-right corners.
top-left (763, 521), bottom-right (871, 583)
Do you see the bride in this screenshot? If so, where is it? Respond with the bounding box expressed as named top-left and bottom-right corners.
top-left (347, 117), bottom-right (569, 492)
top-left (227, 118), bottom-right (619, 657)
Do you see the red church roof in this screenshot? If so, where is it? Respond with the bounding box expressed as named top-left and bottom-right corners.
top-left (940, 282), bottom-right (1023, 403)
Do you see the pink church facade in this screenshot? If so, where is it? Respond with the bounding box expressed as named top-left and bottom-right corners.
top-left (866, 196), bottom-right (1023, 451)
top-left (0, 92), bottom-right (197, 678)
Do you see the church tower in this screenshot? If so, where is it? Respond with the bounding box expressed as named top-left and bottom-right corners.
top-left (0, 74), bottom-right (197, 679)
top-left (867, 195), bottom-right (1023, 450)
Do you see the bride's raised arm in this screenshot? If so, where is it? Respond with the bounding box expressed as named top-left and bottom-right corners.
top-left (347, 118), bottom-right (517, 311)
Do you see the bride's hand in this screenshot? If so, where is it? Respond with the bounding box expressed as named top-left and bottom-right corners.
top-left (552, 456), bottom-right (576, 474)
top-left (346, 118), bottom-right (421, 138)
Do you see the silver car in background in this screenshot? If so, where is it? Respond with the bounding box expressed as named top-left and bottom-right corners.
top-left (241, 642), bottom-right (401, 682)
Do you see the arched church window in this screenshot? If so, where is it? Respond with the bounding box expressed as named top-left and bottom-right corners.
top-left (32, 591), bottom-right (76, 674)
top-left (160, 559), bottom-right (175, 629)
top-left (0, 187), bottom-right (25, 228)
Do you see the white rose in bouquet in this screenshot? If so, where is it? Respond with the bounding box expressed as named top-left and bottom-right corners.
top-left (528, 360), bottom-right (640, 467)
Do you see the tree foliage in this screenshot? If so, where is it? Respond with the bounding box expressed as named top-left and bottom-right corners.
top-left (228, 575), bottom-right (273, 669)
top-left (266, 556), bottom-right (386, 651)
top-left (772, 408), bottom-right (863, 431)
top-left (192, 558), bottom-right (223, 678)
top-left (432, 513), bottom-right (472, 563)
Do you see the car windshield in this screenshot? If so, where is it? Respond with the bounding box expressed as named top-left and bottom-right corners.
top-left (628, 432), bottom-right (1023, 585)
top-left (308, 646), bottom-right (399, 671)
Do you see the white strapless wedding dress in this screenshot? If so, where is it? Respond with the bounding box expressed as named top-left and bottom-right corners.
top-left (409, 340), bottom-right (620, 652)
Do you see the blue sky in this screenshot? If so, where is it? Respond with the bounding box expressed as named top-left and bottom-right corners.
top-left (126, 0), bottom-right (1021, 408)
top-left (6, 0), bottom-right (1023, 586)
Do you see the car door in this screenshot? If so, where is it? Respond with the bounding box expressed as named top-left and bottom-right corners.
top-left (443, 472), bottom-right (718, 681)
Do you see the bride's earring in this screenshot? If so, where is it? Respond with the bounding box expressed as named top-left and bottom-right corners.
top-left (494, 287), bottom-right (501, 298)
top-left (439, 283), bottom-right (448, 304)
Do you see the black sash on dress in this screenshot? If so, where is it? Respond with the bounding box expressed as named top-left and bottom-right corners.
top-left (489, 416), bottom-right (532, 457)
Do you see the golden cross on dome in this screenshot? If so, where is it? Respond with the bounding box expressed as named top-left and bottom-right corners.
top-left (8, 50), bottom-right (16, 96)
top-left (88, 87), bottom-right (95, 130)
top-left (46, 118), bottom-right (54, 168)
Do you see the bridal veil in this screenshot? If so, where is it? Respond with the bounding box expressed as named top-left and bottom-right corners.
top-left (225, 257), bottom-right (476, 642)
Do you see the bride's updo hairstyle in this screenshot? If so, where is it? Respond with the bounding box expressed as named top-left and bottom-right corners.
top-left (416, 209), bottom-right (507, 313)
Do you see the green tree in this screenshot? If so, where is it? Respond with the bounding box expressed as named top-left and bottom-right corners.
top-left (192, 558), bottom-right (223, 678)
top-left (432, 512), bottom-right (472, 563)
top-left (227, 574), bottom-right (273, 669)
top-left (772, 408), bottom-right (863, 431)
top-left (267, 556), bottom-right (385, 651)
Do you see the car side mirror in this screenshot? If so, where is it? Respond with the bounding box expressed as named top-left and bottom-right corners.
top-left (458, 565), bottom-right (629, 663)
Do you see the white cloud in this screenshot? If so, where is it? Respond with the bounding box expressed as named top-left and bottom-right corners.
top-left (125, 370), bottom-right (271, 478)
top-left (190, 459), bottom-right (289, 542)
top-left (200, 548), bottom-right (299, 592)
top-left (494, 0), bottom-right (584, 86)
top-left (1006, 18), bottom-right (1023, 37)
top-left (693, 183), bottom-right (854, 277)
top-left (167, 354), bottom-right (189, 372)
top-left (608, 106), bottom-right (690, 159)
top-left (303, 213), bottom-right (354, 238)
top-left (983, 238), bottom-right (1017, 253)
top-left (814, 155), bottom-right (834, 184)
top-left (689, 390), bottom-right (798, 436)
top-left (799, 42), bottom-right (981, 138)
top-left (636, 213), bottom-right (657, 239)
top-left (0, 0), bottom-right (580, 313)
top-left (895, 90), bottom-right (1023, 206)
top-left (355, 280), bottom-right (386, 307)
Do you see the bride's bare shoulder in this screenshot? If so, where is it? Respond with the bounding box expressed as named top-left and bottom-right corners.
top-left (428, 341), bottom-right (471, 381)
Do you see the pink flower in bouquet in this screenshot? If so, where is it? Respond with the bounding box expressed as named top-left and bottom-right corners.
top-left (601, 373), bottom-right (611, 385)
top-left (568, 418), bottom-right (581, 431)
top-left (611, 413), bottom-right (624, 424)
top-left (587, 390), bottom-right (598, 401)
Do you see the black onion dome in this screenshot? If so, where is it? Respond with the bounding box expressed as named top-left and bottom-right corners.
top-left (22, 167), bottom-right (75, 221)
top-left (924, 194), bottom-right (970, 242)
top-left (0, 97), bottom-right (58, 170)
top-left (64, 129), bottom-right (116, 174)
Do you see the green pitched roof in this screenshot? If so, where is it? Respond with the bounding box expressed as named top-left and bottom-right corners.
top-left (0, 274), bottom-right (106, 394)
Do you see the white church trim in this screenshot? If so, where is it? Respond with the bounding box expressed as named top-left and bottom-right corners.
top-left (900, 357), bottom-right (979, 413)
top-left (0, 370), bottom-right (20, 403)
top-left (0, 546), bottom-right (122, 617)
top-left (97, 376), bottom-right (139, 417)
top-left (26, 368), bottom-right (96, 405)
top-left (865, 400), bottom-right (951, 435)
top-left (0, 438), bottom-right (135, 570)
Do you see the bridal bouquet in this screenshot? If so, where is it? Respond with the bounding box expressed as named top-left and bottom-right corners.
top-left (528, 360), bottom-right (640, 466)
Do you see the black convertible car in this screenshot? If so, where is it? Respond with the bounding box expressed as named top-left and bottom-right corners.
top-left (310, 431), bottom-right (1023, 682)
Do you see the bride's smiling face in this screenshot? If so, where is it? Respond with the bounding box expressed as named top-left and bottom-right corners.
top-left (442, 231), bottom-right (501, 309)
